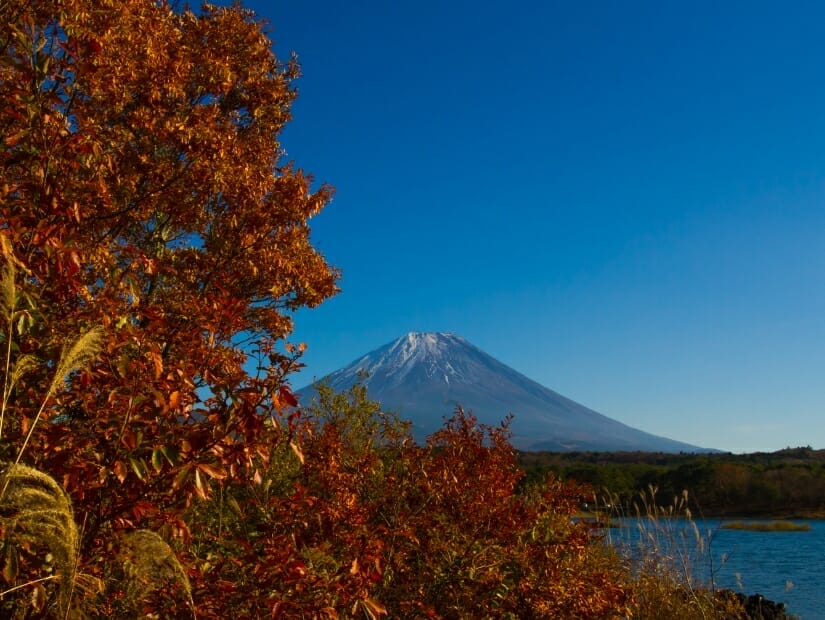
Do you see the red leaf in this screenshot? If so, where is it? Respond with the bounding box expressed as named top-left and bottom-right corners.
top-left (279, 386), bottom-right (298, 407)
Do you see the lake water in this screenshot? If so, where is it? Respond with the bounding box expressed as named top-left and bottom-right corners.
top-left (606, 518), bottom-right (825, 619)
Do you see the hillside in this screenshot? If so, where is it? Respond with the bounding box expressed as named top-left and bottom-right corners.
top-left (298, 332), bottom-right (710, 452)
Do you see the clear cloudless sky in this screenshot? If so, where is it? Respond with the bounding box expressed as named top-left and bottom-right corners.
top-left (233, 0), bottom-right (825, 453)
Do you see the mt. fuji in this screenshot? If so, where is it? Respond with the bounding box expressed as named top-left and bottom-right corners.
top-left (298, 332), bottom-right (708, 452)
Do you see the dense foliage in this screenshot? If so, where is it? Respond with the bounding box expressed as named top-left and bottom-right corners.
top-left (0, 0), bottom-right (341, 614)
top-left (519, 447), bottom-right (825, 517)
top-left (1, 0), bottom-right (337, 526)
top-left (181, 385), bottom-right (636, 618)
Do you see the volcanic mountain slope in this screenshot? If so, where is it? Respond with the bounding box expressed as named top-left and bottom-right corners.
top-left (298, 332), bottom-right (708, 452)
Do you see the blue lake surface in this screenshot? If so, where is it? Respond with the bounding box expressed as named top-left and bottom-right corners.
top-left (606, 518), bottom-right (825, 619)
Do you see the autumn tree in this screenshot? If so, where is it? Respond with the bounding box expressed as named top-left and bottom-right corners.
top-left (1, 0), bottom-right (337, 612)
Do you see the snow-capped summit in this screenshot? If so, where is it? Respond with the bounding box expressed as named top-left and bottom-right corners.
top-left (298, 332), bottom-right (709, 452)
top-left (331, 332), bottom-right (479, 389)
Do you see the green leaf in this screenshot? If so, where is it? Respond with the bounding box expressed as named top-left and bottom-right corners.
top-left (15, 310), bottom-right (32, 336)
top-left (172, 465), bottom-right (191, 490)
top-left (129, 456), bottom-right (147, 481)
top-left (160, 445), bottom-right (180, 466)
top-left (2, 544), bottom-right (18, 583)
top-left (151, 449), bottom-right (163, 473)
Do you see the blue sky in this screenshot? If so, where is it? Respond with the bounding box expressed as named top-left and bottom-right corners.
top-left (238, 1), bottom-right (825, 453)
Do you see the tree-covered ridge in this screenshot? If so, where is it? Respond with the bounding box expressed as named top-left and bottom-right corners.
top-left (519, 447), bottom-right (825, 517)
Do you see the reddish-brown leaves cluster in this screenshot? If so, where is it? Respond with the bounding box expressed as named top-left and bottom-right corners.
top-left (1, 0), bottom-right (337, 608)
top-left (181, 384), bottom-right (634, 618)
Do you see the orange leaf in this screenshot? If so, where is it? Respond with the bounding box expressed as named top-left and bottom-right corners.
top-left (121, 427), bottom-right (136, 450)
top-left (113, 460), bottom-right (127, 484)
top-left (4, 130), bottom-right (27, 146)
top-left (361, 598), bottom-right (387, 619)
top-left (198, 463), bottom-right (227, 480)
top-left (150, 350), bottom-right (163, 380)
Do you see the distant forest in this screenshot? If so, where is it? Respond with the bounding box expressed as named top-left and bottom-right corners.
top-left (518, 447), bottom-right (825, 518)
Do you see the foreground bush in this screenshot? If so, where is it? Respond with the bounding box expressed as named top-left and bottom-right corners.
top-left (183, 384), bottom-right (636, 618)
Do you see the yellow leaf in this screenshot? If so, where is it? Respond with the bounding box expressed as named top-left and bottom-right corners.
top-left (290, 440), bottom-right (305, 464)
top-left (194, 468), bottom-right (208, 499)
top-left (361, 598), bottom-right (387, 619)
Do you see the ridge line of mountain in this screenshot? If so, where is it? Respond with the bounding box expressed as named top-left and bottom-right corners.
top-left (297, 332), bottom-right (713, 453)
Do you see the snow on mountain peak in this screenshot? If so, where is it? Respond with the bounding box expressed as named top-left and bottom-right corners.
top-left (397, 332), bottom-right (458, 357)
top-left (328, 332), bottom-right (473, 387)
top-left (385, 332), bottom-right (461, 378)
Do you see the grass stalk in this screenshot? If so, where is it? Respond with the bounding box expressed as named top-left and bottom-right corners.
top-left (8, 326), bottom-right (103, 478)
top-left (604, 486), bottom-right (738, 619)
top-left (0, 260), bottom-right (20, 443)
